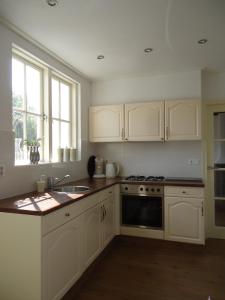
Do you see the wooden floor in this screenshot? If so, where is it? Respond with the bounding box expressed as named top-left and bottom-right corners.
top-left (63, 236), bottom-right (225, 300)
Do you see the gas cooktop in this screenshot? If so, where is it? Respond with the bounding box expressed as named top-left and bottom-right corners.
top-left (123, 175), bottom-right (165, 182)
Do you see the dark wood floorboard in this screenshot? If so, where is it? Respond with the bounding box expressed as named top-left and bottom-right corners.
top-left (63, 236), bottom-right (225, 300)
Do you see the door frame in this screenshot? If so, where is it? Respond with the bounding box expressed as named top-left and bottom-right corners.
top-left (206, 103), bottom-right (225, 239)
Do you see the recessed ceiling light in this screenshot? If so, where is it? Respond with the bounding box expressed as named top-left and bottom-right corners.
top-left (198, 39), bottom-right (208, 44)
top-left (97, 55), bottom-right (104, 60)
top-left (46, 0), bottom-right (58, 7)
top-left (144, 48), bottom-right (153, 53)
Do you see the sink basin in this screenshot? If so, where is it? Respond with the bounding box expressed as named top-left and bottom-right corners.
top-left (53, 185), bottom-right (91, 193)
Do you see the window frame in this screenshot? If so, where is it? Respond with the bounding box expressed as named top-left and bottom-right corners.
top-left (12, 47), bottom-right (79, 165)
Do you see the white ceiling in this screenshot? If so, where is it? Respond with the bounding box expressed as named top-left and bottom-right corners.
top-left (0, 0), bottom-right (225, 81)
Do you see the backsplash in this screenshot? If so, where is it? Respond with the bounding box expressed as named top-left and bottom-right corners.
top-left (94, 141), bottom-right (203, 178)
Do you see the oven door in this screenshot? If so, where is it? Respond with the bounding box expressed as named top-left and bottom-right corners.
top-left (121, 194), bottom-right (163, 229)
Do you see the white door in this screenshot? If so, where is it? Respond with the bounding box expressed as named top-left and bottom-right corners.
top-left (165, 99), bottom-right (201, 140)
top-left (207, 104), bottom-right (225, 239)
top-left (89, 105), bottom-right (124, 142)
top-left (125, 101), bottom-right (164, 141)
top-left (42, 216), bottom-right (82, 300)
top-left (102, 195), bottom-right (115, 248)
top-left (82, 204), bottom-right (101, 269)
top-left (165, 197), bottom-right (204, 244)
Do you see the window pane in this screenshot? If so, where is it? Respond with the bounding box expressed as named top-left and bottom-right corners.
top-left (214, 141), bottom-right (225, 168)
top-left (61, 122), bottom-right (70, 148)
top-left (215, 200), bottom-right (225, 227)
top-left (214, 112), bottom-right (225, 139)
top-left (52, 79), bottom-right (59, 118)
top-left (214, 171), bottom-right (225, 197)
top-left (12, 58), bottom-right (24, 109)
top-left (13, 111), bottom-right (25, 161)
top-left (52, 120), bottom-right (60, 162)
top-left (60, 82), bottom-right (70, 121)
top-left (26, 65), bottom-right (41, 114)
top-left (26, 114), bottom-right (41, 143)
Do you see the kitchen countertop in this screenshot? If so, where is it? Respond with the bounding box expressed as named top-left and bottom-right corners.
top-left (0, 177), bottom-right (204, 216)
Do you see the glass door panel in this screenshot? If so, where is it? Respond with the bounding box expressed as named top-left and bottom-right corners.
top-left (215, 200), bottom-right (225, 227)
top-left (214, 112), bottom-right (225, 139)
top-left (214, 171), bottom-right (225, 197)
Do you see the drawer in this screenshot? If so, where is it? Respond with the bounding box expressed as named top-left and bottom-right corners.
top-left (165, 186), bottom-right (204, 198)
top-left (42, 193), bottom-right (99, 235)
top-left (99, 186), bottom-right (114, 201)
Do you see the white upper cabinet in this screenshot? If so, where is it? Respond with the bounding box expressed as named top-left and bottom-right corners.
top-left (89, 105), bottom-right (124, 142)
top-left (165, 99), bottom-right (201, 140)
top-left (89, 99), bottom-right (201, 142)
top-left (125, 101), bottom-right (164, 141)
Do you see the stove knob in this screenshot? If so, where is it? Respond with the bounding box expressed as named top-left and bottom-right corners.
top-left (157, 188), bottom-right (160, 192)
top-left (146, 188), bottom-right (149, 192)
top-left (140, 187), bottom-right (143, 191)
top-left (151, 188), bottom-right (155, 192)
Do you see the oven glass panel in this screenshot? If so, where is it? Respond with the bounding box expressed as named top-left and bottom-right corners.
top-left (122, 195), bottom-right (162, 228)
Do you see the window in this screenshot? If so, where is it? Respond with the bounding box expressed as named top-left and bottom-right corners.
top-left (12, 48), bottom-right (78, 165)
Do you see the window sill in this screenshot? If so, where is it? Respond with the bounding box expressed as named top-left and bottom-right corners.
top-left (14, 160), bottom-right (80, 167)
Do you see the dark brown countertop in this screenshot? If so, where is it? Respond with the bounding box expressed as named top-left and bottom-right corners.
top-left (0, 177), bottom-right (204, 216)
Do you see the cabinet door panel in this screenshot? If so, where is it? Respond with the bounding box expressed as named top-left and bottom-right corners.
top-left (165, 197), bottom-right (204, 244)
top-left (102, 195), bottom-right (115, 248)
top-left (42, 216), bottom-right (82, 300)
top-left (165, 99), bottom-right (201, 140)
top-left (82, 205), bottom-right (101, 269)
top-left (89, 105), bottom-right (123, 142)
top-left (125, 101), bottom-right (164, 141)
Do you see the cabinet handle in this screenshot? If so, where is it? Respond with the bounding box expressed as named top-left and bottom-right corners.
top-left (121, 128), bottom-right (124, 140)
top-left (101, 206), bottom-right (103, 222)
top-left (182, 191), bottom-right (186, 194)
top-left (65, 212), bottom-right (70, 217)
top-left (166, 126), bottom-right (169, 139)
top-left (103, 205), bottom-right (106, 219)
top-left (201, 202), bottom-right (204, 216)
top-left (109, 191), bottom-right (112, 194)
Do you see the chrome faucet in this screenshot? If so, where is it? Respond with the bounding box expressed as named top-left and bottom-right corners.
top-left (47, 174), bottom-right (70, 190)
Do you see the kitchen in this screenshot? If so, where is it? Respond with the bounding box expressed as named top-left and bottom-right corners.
top-left (0, 0), bottom-right (225, 299)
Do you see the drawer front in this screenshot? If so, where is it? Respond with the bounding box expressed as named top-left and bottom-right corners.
top-left (99, 187), bottom-right (114, 201)
top-left (165, 186), bottom-right (204, 198)
top-left (42, 193), bottom-right (99, 235)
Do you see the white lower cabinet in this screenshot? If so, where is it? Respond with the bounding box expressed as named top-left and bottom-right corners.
top-left (42, 215), bottom-right (83, 300)
top-left (164, 186), bottom-right (204, 244)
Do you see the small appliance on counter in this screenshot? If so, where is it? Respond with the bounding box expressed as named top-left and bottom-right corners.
top-left (105, 161), bottom-right (120, 178)
top-left (93, 157), bottom-right (106, 178)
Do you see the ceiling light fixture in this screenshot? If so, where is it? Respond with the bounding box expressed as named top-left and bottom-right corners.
top-left (97, 55), bottom-right (104, 60)
top-left (198, 39), bottom-right (208, 44)
top-left (144, 48), bottom-right (153, 53)
top-left (46, 0), bottom-right (58, 7)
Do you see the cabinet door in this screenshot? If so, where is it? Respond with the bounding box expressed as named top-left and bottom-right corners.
top-left (42, 216), bottom-right (83, 300)
top-left (165, 197), bottom-right (204, 244)
top-left (102, 195), bottom-right (115, 248)
top-left (165, 99), bottom-right (201, 140)
top-left (82, 204), bottom-right (101, 269)
top-left (89, 105), bottom-right (124, 142)
top-left (125, 101), bottom-right (164, 141)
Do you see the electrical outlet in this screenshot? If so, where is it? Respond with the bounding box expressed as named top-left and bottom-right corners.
top-left (0, 165), bottom-right (5, 176)
top-left (188, 159), bottom-right (200, 165)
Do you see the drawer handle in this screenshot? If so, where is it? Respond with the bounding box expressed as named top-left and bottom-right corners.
top-left (65, 212), bottom-right (70, 217)
top-left (109, 191), bottom-right (112, 194)
top-left (182, 191), bottom-right (186, 194)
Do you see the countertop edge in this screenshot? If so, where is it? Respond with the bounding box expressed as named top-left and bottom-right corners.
top-left (0, 178), bottom-right (205, 216)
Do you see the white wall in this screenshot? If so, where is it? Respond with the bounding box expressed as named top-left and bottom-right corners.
top-left (0, 23), bottom-right (93, 199)
top-left (91, 71), bottom-right (203, 178)
top-left (202, 71), bottom-right (225, 103)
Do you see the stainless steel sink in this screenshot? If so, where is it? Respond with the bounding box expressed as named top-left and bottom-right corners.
top-left (53, 185), bottom-right (91, 193)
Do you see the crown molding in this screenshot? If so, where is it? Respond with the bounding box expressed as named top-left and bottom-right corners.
top-left (0, 16), bottom-right (91, 82)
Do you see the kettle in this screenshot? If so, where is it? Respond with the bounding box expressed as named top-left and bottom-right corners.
top-left (105, 161), bottom-right (120, 178)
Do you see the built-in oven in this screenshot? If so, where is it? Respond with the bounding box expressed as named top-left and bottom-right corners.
top-left (120, 184), bottom-right (164, 229)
